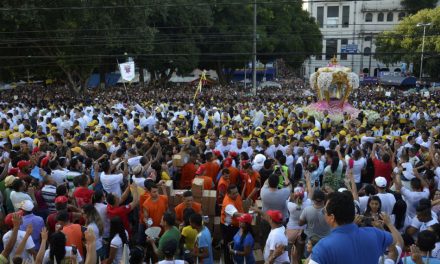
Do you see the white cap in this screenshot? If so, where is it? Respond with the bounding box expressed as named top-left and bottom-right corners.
top-left (374, 177), bottom-right (387, 188)
top-left (338, 188), bottom-right (348, 193)
top-left (253, 154), bottom-right (266, 165)
top-left (19, 200), bottom-right (34, 212)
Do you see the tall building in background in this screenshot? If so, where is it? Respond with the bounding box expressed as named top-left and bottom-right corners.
top-left (302, 0), bottom-right (406, 78)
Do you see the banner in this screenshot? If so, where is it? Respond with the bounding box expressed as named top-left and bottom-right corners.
top-left (193, 70), bottom-right (207, 101)
top-left (119, 61), bottom-right (135, 81)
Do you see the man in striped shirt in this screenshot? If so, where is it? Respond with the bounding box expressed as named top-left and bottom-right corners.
top-left (41, 178), bottom-right (57, 213)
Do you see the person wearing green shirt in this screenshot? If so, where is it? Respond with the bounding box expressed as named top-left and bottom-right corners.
top-left (148, 211), bottom-right (181, 260)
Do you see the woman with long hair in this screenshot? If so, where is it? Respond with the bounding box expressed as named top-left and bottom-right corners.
top-left (363, 196), bottom-right (382, 223)
top-left (230, 213), bottom-right (255, 264)
top-left (286, 186), bottom-right (309, 262)
top-left (105, 217), bottom-right (129, 264)
top-left (83, 204), bottom-right (105, 261)
top-left (323, 150), bottom-right (344, 192)
top-left (42, 232), bottom-right (83, 264)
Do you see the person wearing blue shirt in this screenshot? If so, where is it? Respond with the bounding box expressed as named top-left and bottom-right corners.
top-left (230, 213), bottom-right (255, 264)
top-left (190, 213), bottom-right (214, 264)
top-left (402, 230), bottom-right (440, 264)
top-left (309, 192), bottom-right (393, 264)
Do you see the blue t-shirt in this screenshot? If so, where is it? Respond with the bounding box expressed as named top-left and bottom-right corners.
top-left (311, 223), bottom-right (392, 264)
top-left (402, 257), bottom-right (440, 264)
top-left (197, 227), bottom-right (214, 264)
top-left (232, 231), bottom-right (255, 264)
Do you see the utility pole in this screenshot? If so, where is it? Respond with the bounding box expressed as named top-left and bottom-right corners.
top-left (417, 22), bottom-right (431, 80)
top-left (252, 0), bottom-right (257, 96)
top-left (368, 32), bottom-right (373, 76)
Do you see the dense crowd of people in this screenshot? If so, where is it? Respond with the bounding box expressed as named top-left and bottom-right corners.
top-left (0, 81), bottom-right (440, 264)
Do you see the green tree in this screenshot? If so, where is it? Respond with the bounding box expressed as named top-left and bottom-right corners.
top-left (199, 0), bottom-right (322, 84)
top-left (0, 1), bottom-right (154, 92)
top-left (143, 0), bottom-right (213, 86)
top-left (375, 7), bottom-right (440, 80)
top-left (401, 0), bottom-right (438, 14)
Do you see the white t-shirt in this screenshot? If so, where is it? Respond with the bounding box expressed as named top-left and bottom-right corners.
top-left (351, 158), bottom-right (366, 183)
top-left (100, 172), bottom-right (123, 197)
top-left (224, 204), bottom-right (238, 226)
top-left (401, 187), bottom-right (430, 219)
top-left (95, 202), bottom-right (110, 238)
top-left (127, 156), bottom-right (142, 168)
top-left (88, 222), bottom-right (103, 250)
top-left (110, 232), bottom-right (129, 264)
top-left (50, 169), bottom-right (68, 186)
top-left (286, 199), bottom-right (311, 230)
top-left (131, 176), bottom-right (146, 187)
top-left (410, 217), bottom-right (438, 232)
top-left (10, 191), bottom-right (33, 211)
top-left (264, 226), bottom-right (290, 263)
top-left (2, 230), bottom-right (35, 262)
top-left (376, 192), bottom-right (396, 216)
top-left (42, 246), bottom-right (83, 264)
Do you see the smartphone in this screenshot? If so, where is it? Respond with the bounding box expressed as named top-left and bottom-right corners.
top-left (71, 246), bottom-right (77, 255)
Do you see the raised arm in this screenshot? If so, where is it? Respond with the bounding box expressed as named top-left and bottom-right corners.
top-left (14, 224), bottom-right (33, 257)
top-left (35, 228), bottom-right (48, 264)
top-left (2, 213), bottom-right (21, 259)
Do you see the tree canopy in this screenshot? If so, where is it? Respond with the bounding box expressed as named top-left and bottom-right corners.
top-left (0, 0), bottom-right (322, 89)
top-left (401, 0), bottom-right (438, 14)
top-left (375, 7), bottom-right (440, 80)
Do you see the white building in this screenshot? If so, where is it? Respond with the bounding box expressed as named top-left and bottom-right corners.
top-left (302, 0), bottom-right (407, 78)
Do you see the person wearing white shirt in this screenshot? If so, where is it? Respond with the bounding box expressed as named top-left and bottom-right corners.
top-left (3, 228), bottom-right (36, 262)
top-left (261, 210), bottom-right (290, 263)
top-left (100, 160), bottom-right (128, 198)
top-left (374, 177), bottom-right (396, 216)
top-left (395, 171), bottom-right (430, 219)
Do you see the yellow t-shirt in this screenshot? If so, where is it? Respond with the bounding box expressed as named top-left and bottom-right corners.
top-left (181, 226), bottom-right (198, 250)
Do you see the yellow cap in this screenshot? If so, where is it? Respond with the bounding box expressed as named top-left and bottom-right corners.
top-left (339, 130), bottom-right (347, 136)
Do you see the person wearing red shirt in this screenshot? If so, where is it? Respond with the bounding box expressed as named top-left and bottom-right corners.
top-left (371, 143), bottom-right (394, 187)
top-left (217, 168), bottom-right (231, 206)
top-left (46, 196), bottom-right (84, 235)
top-left (174, 190), bottom-right (202, 225)
top-left (106, 184), bottom-right (139, 236)
top-left (180, 154), bottom-right (197, 189)
top-left (73, 175), bottom-right (94, 208)
top-left (203, 152), bottom-right (220, 184)
top-left (240, 163), bottom-right (260, 200)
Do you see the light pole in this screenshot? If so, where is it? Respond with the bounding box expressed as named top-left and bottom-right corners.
top-left (416, 22), bottom-right (431, 80)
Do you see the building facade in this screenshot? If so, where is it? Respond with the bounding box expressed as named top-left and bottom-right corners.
top-left (302, 0), bottom-right (407, 78)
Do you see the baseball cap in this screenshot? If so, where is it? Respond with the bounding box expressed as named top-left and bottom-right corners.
top-left (223, 158), bottom-right (232, 168)
top-left (54, 196), bottom-right (68, 204)
top-left (4, 211), bottom-right (24, 228)
top-left (237, 213), bottom-right (253, 224)
top-left (19, 200), bottom-right (34, 212)
top-left (5, 175), bottom-right (16, 188)
top-left (266, 210), bottom-right (283, 223)
top-left (374, 176), bottom-right (387, 188)
top-left (132, 164), bottom-right (143, 175)
top-left (17, 160), bottom-right (31, 169)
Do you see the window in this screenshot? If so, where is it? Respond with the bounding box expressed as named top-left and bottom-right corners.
top-left (327, 6), bottom-right (339, 28)
top-left (378, 12), bottom-right (384, 22)
top-left (387, 12), bottom-right (393, 22)
top-left (398, 12), bottom-right (405, 21)
top-left (342, 6), bottom-right (350, 28)
top-left (365, 13), bottom-right (373, 22)
top-left (363, 68), bottom-right (370, 74)
top-left (364, 36), bottom-right (372, 41)
top-left (364, 47), bottom-right (371, 55)
top-left (341, 39), bottom-right (348, 60)
top-left (326, 39), bottom-right (338, 60)
top-left (317, 7), bottom-right (324, 28)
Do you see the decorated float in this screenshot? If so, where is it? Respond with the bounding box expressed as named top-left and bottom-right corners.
top-left (304, 57), bottom-right (379, 124)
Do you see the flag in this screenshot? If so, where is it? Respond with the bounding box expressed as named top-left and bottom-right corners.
top-left (119, 61), bottom-right (135, 82)
top-left (193, 70), bottom-right (207, 101)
